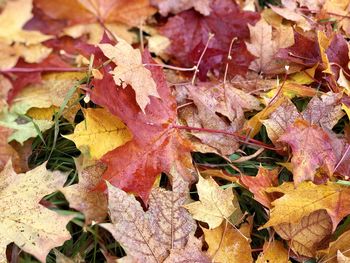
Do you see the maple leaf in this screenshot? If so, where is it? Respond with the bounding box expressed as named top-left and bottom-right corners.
top-left (60, 157), bottom-right (108, 225)
top-left (34, 0), bottom-right (156, 27)
top-left (98, 38), bottom-right (160, 113)
top-left (245, 18), bottom-right (294, 74)
top-left (302, 92), bottom-right (344, 129)
top-left (160, 0), bottom-right (260, 79)
top-left (202, 220), bottom-right (253, 263)
top-left (100, 173), bottom-right (196, 262)
top-left (64, 108), bottom-right (132, 159)
top-left (10, 72), bottom-right (85, 122)
top-left (151, 0), bottom-right (211, 16)
top-left (317, 229), bottom-right (350, 263)
top-left (269, 0), bottom-right (311, 30)
top-left (0, 162), bottom-right (72, 262)
top-left (91, 49), bottom-right (194, 201)
top-left (239, 166), bottom-right (280, 208)
top-left (262, 96), bottom-right (301, 146)
top-left (163, 235), bottom-right (211, 263)
top-left (0, 0), bottom-right (52, 70)
top-left (0, 126), bottom-right (20, 172)
top-left (278, 119), bottom-right (338, 184)
top-left (184, 176), bottom-right (239, 229)
top-left (263, 181), bottom-right (350, 231)
top-left (274, 209), bottom-right (332, 257)
top-left (177, 82), bottom-right (261, 155)
top-left (256, 240), bottom-right (290, 263)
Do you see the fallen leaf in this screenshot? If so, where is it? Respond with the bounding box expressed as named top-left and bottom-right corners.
top-left (160, 0), bottom-right (259, 79)
top-left (317, 229), bottom-right (350, 263)
top-left (163, 235), bottom-right (211, 263)
top-left (54, 250), bottom-right (84, 263)
top-left (184, 176), bottom-right (239, 229)
top-left (0, 0), bottom-right (52, 69)
top-left (278, 119), bottom-right (338, 184)
top-left (91, 49), bottom-right (194, 202)
top-left (239, 166), bottom-right (280, 208)
top-left (34, 0), bottom-right (156, 27)
top-left (256, 240), bottom-right (290, 263)
top-left (0, 126), bottom-right (20, 172)
top-left (0, 162), bottom-right (72, 262)
top-left (202, 221), bottom-right (253, 263)
top-left (98, 39), bottom-right (160, 113)
top-left (262, 96), bottom-right (300, 145)
top-left (64, 108), bottom-right (132, 159)
top-left (263, 181), bottom-right (350, 230)
top-left (151, 0), bottom-right (211, 16)
top-left (60, 157), bottom-right (108, 225)
top-left (337, 251), bottom-right (350, 263)
top-left (246, 18), bottom-right (294, 74)
top-left (100, 171), bottom-right (196, 262)
top-left (274, 209), bottom-right (332, 257)
top-left (302, 92), bottom-right (344, 129)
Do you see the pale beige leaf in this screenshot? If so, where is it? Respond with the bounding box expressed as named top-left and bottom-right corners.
top-left (0, 162), bottom-right (72, 263)
top-left (317, 229), bottom-right (350, 263)
top-left (302, 92), bottom-right (344, 129)
top-left (184, 176), bottom-right (239, 229)
top-left (98, 39), bottom-right (160, 113)
top-left (163, 235), bottom-right (210, 263)
top-left (101, 173), bottom-right (196, 262)
top-left (61, 157), bottom-right (107, 225)
top-left (338, 251), bottom-right (350, 263)
top-left (151, 0), bottom-right (211, 16)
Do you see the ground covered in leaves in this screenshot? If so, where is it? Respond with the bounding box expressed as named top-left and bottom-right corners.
top-left (1, 0), bottom-right (350, 262)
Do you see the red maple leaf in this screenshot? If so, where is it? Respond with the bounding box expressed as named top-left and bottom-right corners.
top-left (90, 49), bottom-right (194, 202)
top-left (160, 0), bottom-right (259, 80)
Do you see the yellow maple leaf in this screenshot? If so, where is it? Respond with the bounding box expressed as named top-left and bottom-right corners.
top-left (0, 162), bottom-right (72, 262)
top-left (0, 0), bottom-right (52, 69)
top-left (202, 220), bottom-right (253, 263)
top-left (184, 176), bottom-right (239, 229)
top-left (98, 37), bottom-right (160, 113)
top-left (64, 108), bottom-right (132, 159)
top-left (256, 240), bottom-right (291, 263)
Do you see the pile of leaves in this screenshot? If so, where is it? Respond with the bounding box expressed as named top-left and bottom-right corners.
top-left (1, 0), bottom-right (350, 262)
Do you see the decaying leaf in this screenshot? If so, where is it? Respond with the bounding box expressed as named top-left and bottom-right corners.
top-left (278, 119), bottom-right (338, 184)
top-left (60, 157), bottom-right (108, 225)
top-left (100, 171), bottom-right (196, 262)
top-left (64, 108), bottom-right (132, 159)
top-left (151, 0), bottom-right (211, 16)
top-left (98, 39), bottom-right (160, 113)
top-left (202, 220), bottom-right (253, 263)
top-left (0, 162), bottom-right (72, 262)
top-left (274, 209), bottom-right (332, 257)
top-left (264, 181), bottom-right (350, 231)
top-left (184, 176), bottom-right (239, 229)
top-left (317, 229), bottom-right (350, 263)
top-left (246, 18), bottom-right (294, 74)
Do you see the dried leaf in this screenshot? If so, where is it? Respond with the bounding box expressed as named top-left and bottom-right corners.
top-left (278, 119), bottom-right (338, 184)
top-left (274, 209), bottom-right (332, 257)
top-left (0, 162), bottom-right (72, 262)
top-left (317, 229), bottom-right (350, 263)
top-left (202, 221), bottom-right (253, 263)
top-left (246, 18), bottom-right (294, 74)
top-left (61, 157), bottom-right (108, 225)
top-left (151, 0), bottom-right (211, 16)
top-left (100, 172), bottom-right (196, 262)
top-left (264, 181), bottom-right (350, 230)
top-left (98, 39), bottom-right (160, 113)
top-left (184, 176), bottom-right (239, 229)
